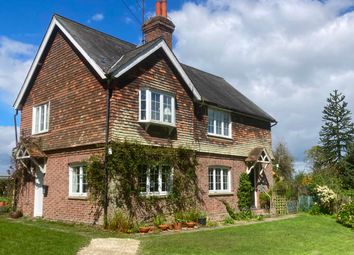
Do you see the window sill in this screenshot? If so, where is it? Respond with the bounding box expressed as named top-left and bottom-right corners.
top-left (68, 196), bottom-right (88, 200)
top-left (32, 130), bottom-right (49, 136)
top-left (208, 192), bottom-right (234, 197)
top-left (207, 134), bottom-right (233, 141)
top-left (140, 192), bottom-right (169, 198)
top-left (139, 120), bottom-right (176, 128)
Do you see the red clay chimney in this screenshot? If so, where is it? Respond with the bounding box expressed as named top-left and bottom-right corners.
top-left (156, 1), bottom-right (161, 16)
top-left (142, 0), bottom-right (175, 48)
top-left (161, 0), bottom-right (167, 17)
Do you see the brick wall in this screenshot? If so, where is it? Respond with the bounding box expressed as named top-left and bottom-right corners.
top-left (18, 147), bottom-right (102, 224)
top-left (20, 31), bottom-right (107, 151)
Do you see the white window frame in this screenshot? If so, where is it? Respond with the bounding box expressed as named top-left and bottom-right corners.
top-left (32, 102), bottom-right (50, 135)
top-left (207, 107), bottom-right (232, 138)
top-left (208, 166), bottom-right (231, 194)
top-left (68, 164), bottom-right (88, 198)
top-left (139, 88), bottom-right (176, 126)
top-left (139, 165), bottom-right (173, 196)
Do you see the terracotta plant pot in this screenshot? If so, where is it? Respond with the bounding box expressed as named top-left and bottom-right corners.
top-left (174, 222), bottom-right (182, 230)
top-left (168, 223), bottom-right (174, 230)
top-left (139, 227), bottom-right (150, 234)
top-left (186, 221), bottom-right (196, 228)
top-left (159, 224), bottom-right (169, 231)
top-left (0, 202), bottom-right (5, 207)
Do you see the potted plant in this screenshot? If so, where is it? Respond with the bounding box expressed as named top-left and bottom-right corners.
top-left (174, 211), bottom-right (185, 230)
top-left (0, 197), bottom-right (8, 207)
top-left (185, 210), bottom-right (198, 228)
top-left (186, 221), bottom-right (196, 228)
top-left (197, 211), bottom-right (207, 226)
top-left (139, 223), bottom-right (151, 234)
top-left (154, 215), bottom-right (169, 231)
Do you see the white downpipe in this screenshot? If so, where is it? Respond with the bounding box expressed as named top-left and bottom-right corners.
top-left (254, 168), bottom-right (257, 208)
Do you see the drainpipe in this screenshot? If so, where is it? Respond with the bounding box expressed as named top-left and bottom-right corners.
top-left (14, 110), bottom-right (18, 146)
top-left (103, 77), bottom-right (112, 228)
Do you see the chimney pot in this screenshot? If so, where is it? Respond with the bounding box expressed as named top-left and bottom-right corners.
top-left (142, 0), bottom-right (175, 48)
top-left (161, 0), bottom-right (167, 18)
top-left (156, 1), bottom-right (161, 16)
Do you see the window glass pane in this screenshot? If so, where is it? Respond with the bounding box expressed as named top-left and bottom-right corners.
top-left (223, 113), bottom-right (229, 136)
top-left (149, 166), bottom-right (159, 192)
top-left (151, 92), bottom-right (160, 121)
top-left (223, 170), bottom-right (228, 190)
top-left (35, 107), bottom-right (40, 133)
top-left (215, 111), bottom-right (222, 135)
top-left (208, 169), bottom-right (214, 191)
top-left (161, 166), bottom-right (171, 192)
top-left (140, 90), bottom-right (146, 120)
top-left (72, 167), bottom-right (80, 193)
top-left (215, 168), bottom-right (221, 190)
top-left (82, 166), bottom-right (88, 193)
top-left (163, 96), bottom-right (172, 123)
top-left (208, 109), bottom-right (214, 133)
top-left (139, 166), bottom-right (147, 192)
top-left (40, 105), bottom-right (45, 131)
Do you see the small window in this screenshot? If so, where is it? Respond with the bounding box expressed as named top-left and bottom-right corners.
top-left (208, 167), bottom-right (231, 193)
top-left (139, 89), bottom-right (175, 125)
top-left (139, 165), bottom-right (172, 196)
top-left (208, 107), bottom-right (231, 138)
top-left (32, 103), bottom-right (49, 134)
top-left (69, 165), bottom-right (88, 197)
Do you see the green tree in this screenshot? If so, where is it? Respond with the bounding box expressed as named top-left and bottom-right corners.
top-left (273, 142), bottom-right (294, 181)
top-left (319, 90), bottom-right (354, 164)
top-left (339, 143), bottom-right (354, 190)
top-left (237, 173), bottom-right (253, 210)
top-left (305, 145), bottom-right (328, 171)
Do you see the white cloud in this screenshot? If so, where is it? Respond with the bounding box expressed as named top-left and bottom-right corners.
top-left (0, 126), bottom-right (15, 175)
top-left (88, 13), bottom-right (104, 23)
top-left (0, 36), bottom-right (35, 105)
top-left (170, 0), bottom-right (354, 166)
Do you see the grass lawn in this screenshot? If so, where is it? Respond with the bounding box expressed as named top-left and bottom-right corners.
top-left (0, 214), bottom-right (353, 255)
top-left (139, 214), bottom-right (354, 255)
top-left (0, 214), bottom-right (125, 255)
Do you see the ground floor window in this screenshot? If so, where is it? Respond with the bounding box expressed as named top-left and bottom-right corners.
top-left (208, 167), bottom-right (231, 193)
top-left (69, 165), bottom-right (88, 197)
top-left (139, 165), bottom-right (172, 196)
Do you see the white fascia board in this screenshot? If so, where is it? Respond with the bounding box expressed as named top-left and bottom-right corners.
top-left (14, 16), bottom-right (106, 110)
top-left (113, 41), bottom-right (202, 101)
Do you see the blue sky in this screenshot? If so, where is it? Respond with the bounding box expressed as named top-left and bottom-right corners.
top-left (1, 0), bottom-right (354, 174)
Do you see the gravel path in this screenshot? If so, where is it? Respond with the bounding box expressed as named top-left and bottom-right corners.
top-left (77, 238), bottom-right (140, 255)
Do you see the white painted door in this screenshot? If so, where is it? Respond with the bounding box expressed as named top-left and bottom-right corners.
top-left (34, 167), bottom-right (44, 217)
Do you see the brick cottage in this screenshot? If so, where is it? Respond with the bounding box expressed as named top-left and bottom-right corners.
top-left (13, 1), bottom-right (276, 223)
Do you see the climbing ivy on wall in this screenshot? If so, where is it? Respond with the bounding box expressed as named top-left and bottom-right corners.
top-left (86, 141), bottom-right (201, 220)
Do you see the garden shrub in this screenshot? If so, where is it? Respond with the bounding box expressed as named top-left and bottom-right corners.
top-left (313, 185), bottom-right (337, 214)
top-left (108, 210), bottom-right (134, 233)
top-left (237, 173), bottom-right (253, 210)
top-left (223, 216), bottom-right (234, 225)
top-left (259, 192), bottom-right (271, 209)
top-left (337, 202), bottom-right (354, 228)
top-left (309, 203), bottom-right (322, 215)
top-left (222, 200), bottom-right (253, 220)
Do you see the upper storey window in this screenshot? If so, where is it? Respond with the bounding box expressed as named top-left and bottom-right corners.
top-left (32, 103), bottom-right (49, 134)
top-left (208, 107), bottom-right (231, 138)
top-left (139, 89), bottom-right (175, 126)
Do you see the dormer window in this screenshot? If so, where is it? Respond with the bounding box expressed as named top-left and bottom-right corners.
top-left (208, 107), bottom-right (231, 138)
top-left (139, 89), bottom-right (175, 126)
